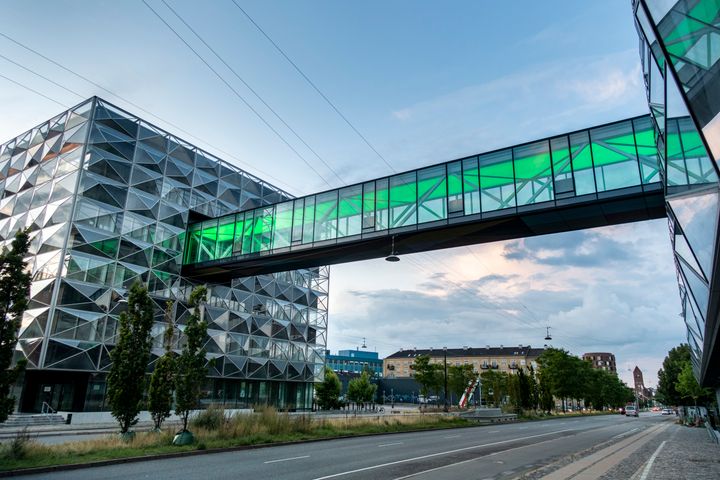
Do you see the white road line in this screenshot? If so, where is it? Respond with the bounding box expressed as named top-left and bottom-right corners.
top-left (264, 455), bottom-right (310, 464)
top-left (312, 428), bottom-right (574, 480)
top-left (488, 430), bottom-right (500, 433)
top-left (444, 434), bottom-right (461, 439)
top-left (638, 440), bottom-right (666, 480)
top-left (378, 442), bottom-right (404, 447)
top-left (612, 427), bottom-right (639, 439)
top-left (390, 436), bottom-right (561, 480)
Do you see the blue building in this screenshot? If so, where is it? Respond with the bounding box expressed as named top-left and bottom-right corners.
top-left (325, 349), bottom-right (382, 378)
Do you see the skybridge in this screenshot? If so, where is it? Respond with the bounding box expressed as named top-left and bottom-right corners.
top-left (182, 115), bottom-right (713, 281)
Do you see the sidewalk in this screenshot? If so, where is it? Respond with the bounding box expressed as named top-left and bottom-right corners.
top-left (598, 422), bottom-right (720, 480)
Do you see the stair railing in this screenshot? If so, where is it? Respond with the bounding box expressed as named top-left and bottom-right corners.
top-left (41, 401), bottom-right (56, 415)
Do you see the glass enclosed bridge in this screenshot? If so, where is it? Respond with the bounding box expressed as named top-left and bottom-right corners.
top-left (182, 114), bottom-right (715, 281)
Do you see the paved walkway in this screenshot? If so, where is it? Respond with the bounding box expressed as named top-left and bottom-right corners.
top-left (597, 422), bottom-right (720, 480)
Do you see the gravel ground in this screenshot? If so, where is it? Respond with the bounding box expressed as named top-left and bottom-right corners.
top-left (599, 422), bottom-right (720, 480)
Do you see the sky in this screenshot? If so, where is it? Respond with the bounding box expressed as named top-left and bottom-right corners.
top-left (0, 1), bottom-right (684, 387)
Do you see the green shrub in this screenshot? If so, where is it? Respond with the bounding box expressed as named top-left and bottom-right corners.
top-left (191, 405), bottom-right (226, 431)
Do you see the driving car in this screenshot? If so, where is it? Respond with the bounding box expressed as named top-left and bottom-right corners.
top-left (625, 405), bottom-right (639, 417)
top-left (661, 408), bottom-right (674, 415)
top-left (618, 406), bottom-right (625, 415)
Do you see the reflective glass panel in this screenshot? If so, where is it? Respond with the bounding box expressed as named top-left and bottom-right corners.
top-left (590, 121), bottom-right (641, 191)
top-left (462, 157), bottom-right (481, 214)
top-left (314, 191), bottom-right (338, 242)
top-left (375, 178), bottom-right (389, 230)
top-left (569, 131), bottom-right (597, 195)
top-left (273, 201), bottom-right (294, 249)
top-left (479, 149), bottom-right (515, 212)
top-left (513, 140), bottom-right (553, 205)
top-left (198, 219), bottom-right (218, 262)
top-left (550, 136), bottom-right (574, 194)
top-left (417, 165), bottom-right (447, 223)
top-left (389, 172), bottom-right (417, 228)
top-left (447, 161), bottom-right (463, 213)
top-left (362, 182), bottom-right (375, 229)
top-left (337, 185), bottom-right (362, 237)
top-left (215, 216), bottom-right (235, 259)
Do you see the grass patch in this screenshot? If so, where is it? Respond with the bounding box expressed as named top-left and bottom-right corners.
top-left (0, 409), bottom-right (472, 473)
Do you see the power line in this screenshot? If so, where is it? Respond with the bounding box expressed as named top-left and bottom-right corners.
top-left (230, 0), bottom-right (397, 174)
top-left (0, 73), bottom-right (68, 108)
top-left (0, 31), bottom-right (296, 194)
top-left (0, 54), bottom-right (85, 100)
top-left (142, 0), bottom-right (333, 188)
top-left (160, 0), bottom-right (345, 186)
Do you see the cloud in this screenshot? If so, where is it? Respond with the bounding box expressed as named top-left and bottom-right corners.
top-left (328, 220), bottom-right (684, 389)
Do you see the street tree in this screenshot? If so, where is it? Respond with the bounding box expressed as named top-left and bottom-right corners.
top-left (412, 355), bottom-right (443, 401)
top-left (347, 370), bottom-right (378, 407)
top-left (174, 285), bottom-right (208, 442)
top-left (107, 282), bottom-right (154, 434)
top-left (656, 344), bottom-right (691, 406)
top-left (147, 300), bottom-right (176, 430)
top-left (676, 361), bottom-right (713, 406)
top-left (315, 366), bottom-right (342, 410)
top-left (0, 229), bottom-right (31, 423)
top-left (480, 370), bottom-right (509, 407)
top-left (448, 364), bottom-right (477, 407)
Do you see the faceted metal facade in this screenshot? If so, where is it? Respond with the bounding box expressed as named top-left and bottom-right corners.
top-left (1, 97), bottom-right (328, 411)
top-left (635, 0), bottom-right (720, 385)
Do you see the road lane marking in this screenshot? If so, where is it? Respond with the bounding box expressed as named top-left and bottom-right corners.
top-left (612, 427), bottom-right (639, 439)
top-left (264, 455), bottom-right (310, 464)
top-left (638, 440), bottom-right (666, 480)
top-left (488, 430), bottom-right (500, 433)
top-left (378, 442), bottom-right (404, 447)
top-left (312, 428), bottom-right (574, 479)
top-left (390, 436), bottom-right (562, 480)
top-left (444, 434), bottom-right (461, 439)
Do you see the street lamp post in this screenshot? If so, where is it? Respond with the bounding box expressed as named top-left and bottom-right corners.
top-left (443, 347), bottom-right (449, 412)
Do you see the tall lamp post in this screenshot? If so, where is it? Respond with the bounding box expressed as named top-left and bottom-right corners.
top-left (443, 347), bottom-right (449, 412)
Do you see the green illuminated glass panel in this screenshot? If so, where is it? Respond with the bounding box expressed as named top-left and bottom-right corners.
top-left (513, 140), bottom-right (553, 205)
top-left (302, 197), bottom-right (315, 243)
top-left (569, 132), bottom-right (596, 195)
top-left (479, 149), bottom-right (515, 212)
top-left (633, 117), bottom-right (661, 184)
top-left (678, 117), bottom-right (718, 185)
top-left (242, 210), bottom-right (254, 254)
top-left (590, 121), bottom-right (641, 192)
top-left (462, 158), bottom-right (480, 215)
top-left (273, 201), bottom-right (294, 249)
top-left (184, 224), bottom-right (201, 264)
top-left (389, 172), bottom-right (417, 228)
top-left (417, 165), bottom-right (447, 223)
top-left (338, 185), bottom-right (362, 237)
top-left (362, 182), bottom-right (375, 229)
top-left (292, 199), bottom-right (304, 243)
top-left (198, 219), bottom-right (218, 262)
top-left (251, 209), bottom-right (265, 253)
top-left (375, 179), bottom-right (388, 230)
top-left (232, 215), bottom-right (245, 253)
top-left (314, 191), bottom-right (338, 242)
top-left (447, 161), bottom-right (463, 213)
top-left (215, 216), bottom-right (235, 259)
top-left (550, 136), bottom-right (573, 195)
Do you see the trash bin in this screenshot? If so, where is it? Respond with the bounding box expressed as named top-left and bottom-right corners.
top-left (65, 413), bottom-right (72, 425)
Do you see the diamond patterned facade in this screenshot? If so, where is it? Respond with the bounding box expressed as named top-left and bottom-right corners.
top-left (1, 97), bottom-right (328, 412)
top-left (635, 0), bottom-right (720, 395)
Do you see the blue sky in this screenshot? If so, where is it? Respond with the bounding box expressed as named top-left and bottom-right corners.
top-left (0, 1), bottom-right (681, 387)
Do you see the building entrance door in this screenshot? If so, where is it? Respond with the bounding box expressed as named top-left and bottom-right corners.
top-left (35, 383), bottom-right (74, 412)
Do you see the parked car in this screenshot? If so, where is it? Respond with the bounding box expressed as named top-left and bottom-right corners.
top-left (625, 405), bottom-right (639, 417)
top-left (661, 408), bottom-right (674, 415)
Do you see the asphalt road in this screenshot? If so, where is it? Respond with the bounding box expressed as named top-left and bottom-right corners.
top-left (20, 414), bottom-right (674, 480)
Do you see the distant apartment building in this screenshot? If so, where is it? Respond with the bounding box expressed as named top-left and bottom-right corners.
top-left (326, 349), bottom-right (382, 378)
top-left (582, 352), bottom-right (617, 374)
top-left (383, 346), bottom-right (544, 378)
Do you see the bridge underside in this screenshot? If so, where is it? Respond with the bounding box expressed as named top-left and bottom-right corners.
top-left (183, 185), bottom-right (666, 281)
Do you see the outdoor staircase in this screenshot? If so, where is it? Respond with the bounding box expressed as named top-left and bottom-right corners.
top-left (1, 413), bottom-right (66, 427)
